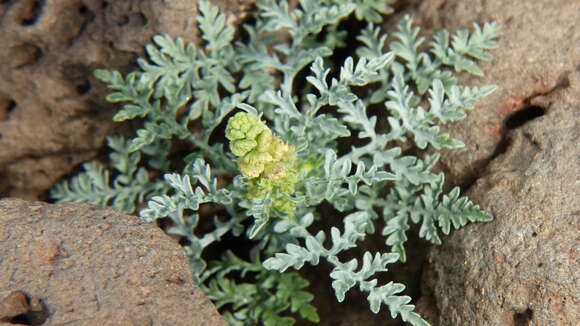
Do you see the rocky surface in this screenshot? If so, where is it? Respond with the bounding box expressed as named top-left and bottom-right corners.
top-left (416, 82), bottom-right (579, 325)
top-left (410, 0), bottom-right (580, 189)
top-left (0, 0), bottom-right (254, 200)
top-left (0, 198), bottom-right (227, 326)
top-left (408, 0), bottom-right (580, 325)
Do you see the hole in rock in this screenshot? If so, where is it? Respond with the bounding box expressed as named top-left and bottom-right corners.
top-left (488, 135), bottom-right (511, 161)
top-left (60, 64), bottom-right (93, 95)
top-left (116, 14), bottom-right (129, 26)
top-left (513, 308), bottom-right (533, 326)
top-left (76, 80), bottom-right (91, 95)
top-left (131, 12), bottom-right (147, 26)
top-left (78, 3), bottom-right (88, 14)
top-left (117, 12), bottom-right (147, 27)
top-left (11, 43), bottom-right (43, 68)
top-left (0, 98), bottom-right (16, 121)
top-left (504, 105), bottom-right (545, 129)
top-left (17, 0), bottom-right (45, 26)
top-left (73, 3), bottom-right (95, 46)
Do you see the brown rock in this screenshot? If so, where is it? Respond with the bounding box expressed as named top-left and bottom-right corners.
top-left (0, 0), bottom-right (254, 200)
top-left (0, 198), bottom-right (227, 326)
top-left (411, 2), bottom-right (580, 324)
top-left (0, 291), bottom-right (47, 326)
top-left (0, 291), bottom-right (29, 321)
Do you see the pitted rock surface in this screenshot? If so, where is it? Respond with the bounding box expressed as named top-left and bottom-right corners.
top-left (0, 198), bottom-right (227, 326)
top-left (412, 5), bottom-right (580, 321)
top-left (408, 0), bottom-right (580, 189)
top-left (417, 85), bottom-right (579, 326)
top-left (388, 1), bottom-right (580, 325)
top-left (0, 0), bottom-right (254, 200)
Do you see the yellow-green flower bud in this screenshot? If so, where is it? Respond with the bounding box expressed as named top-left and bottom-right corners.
top-left (226, 112), bottom-right (300, 218)
top-left (230, 139), bottom-right (257, 157)
top-left (256, 129), bottom-right (273, 152)
top-left (226, 112), bottom-right (295, 180)
top-left (240, 151), bottom-right (272, 178)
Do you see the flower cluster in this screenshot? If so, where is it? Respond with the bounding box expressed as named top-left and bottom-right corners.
top-left (226, 112), bottom-right (299, 217)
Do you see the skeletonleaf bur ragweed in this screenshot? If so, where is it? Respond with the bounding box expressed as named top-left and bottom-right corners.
top-left (226, 112), bottom-right (298, 217)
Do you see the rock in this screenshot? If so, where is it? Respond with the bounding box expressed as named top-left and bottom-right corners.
top-left (0, 198), bottom-right (227, 326)
top-left (0, 291), bottom-right (47, 326)
top-left (409, 0), bottom-right (580, 189)
top-left (0, 0), bottom-right (254, 200)
top-left (410, 2), bottom-right (580, 324)
top-left (417, 88), bottom-right (579, 325)
top-left (0, 292), bottom-right (29, 321)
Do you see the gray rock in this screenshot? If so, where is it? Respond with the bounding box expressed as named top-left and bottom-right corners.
top-left (0, 198), bottom-right (227, 326)
top-left (411, 0), bottom-right (580, 189)
top-left (402, 1), bottom-right (580, 325)
top-left (416, 41), bottom-right (579, 326)
top-left (417, 90), bottom-right (579, 325)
